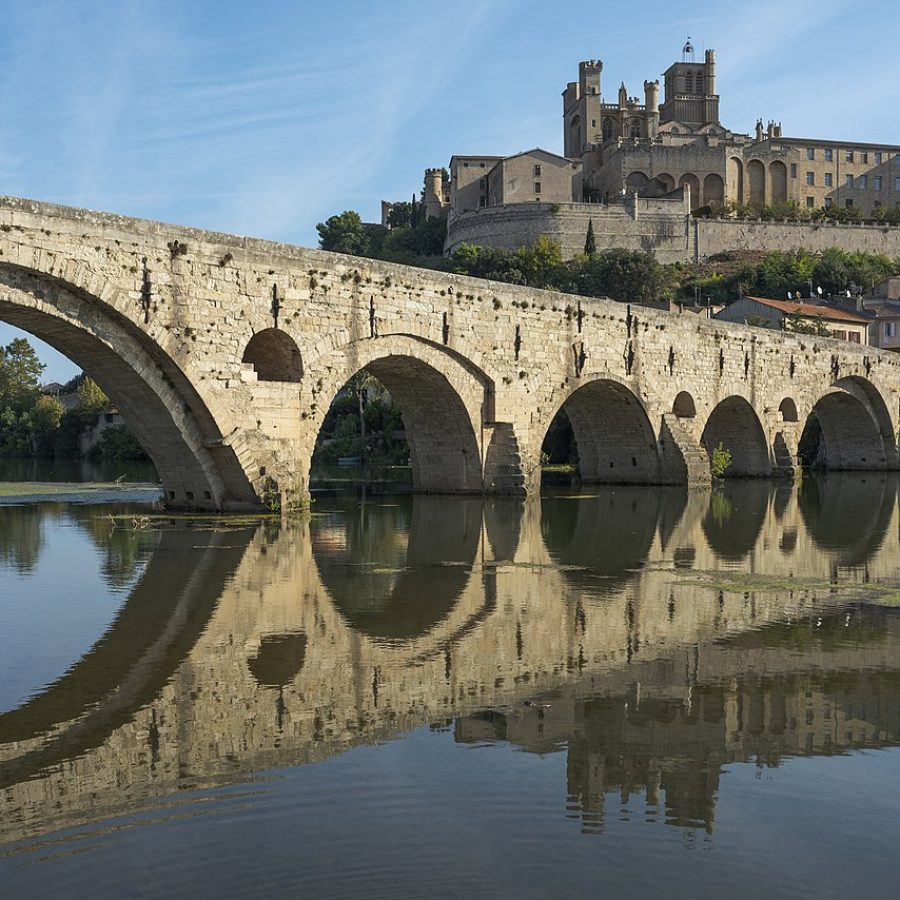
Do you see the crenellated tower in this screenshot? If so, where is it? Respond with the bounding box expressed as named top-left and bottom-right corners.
top-left (563, 59), bottom-right (603, 158)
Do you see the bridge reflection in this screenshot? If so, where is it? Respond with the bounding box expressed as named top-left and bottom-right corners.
top-left (1, 475), bottom-right (899, 845)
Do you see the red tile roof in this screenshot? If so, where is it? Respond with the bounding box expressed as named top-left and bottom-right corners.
top-left (746, 296), bottom-right (871, 324)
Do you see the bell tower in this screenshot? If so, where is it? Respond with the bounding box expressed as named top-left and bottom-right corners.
top-left (659, 41), bottom-right (720, 129)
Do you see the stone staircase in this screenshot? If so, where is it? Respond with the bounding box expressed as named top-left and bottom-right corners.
top-left (660, 413), bottom-right (711, 485)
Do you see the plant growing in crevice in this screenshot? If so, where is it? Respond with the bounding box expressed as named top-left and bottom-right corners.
top-left (710, 441), bottom-right (733, 479)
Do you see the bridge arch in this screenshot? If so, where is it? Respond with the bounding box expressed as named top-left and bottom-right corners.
top-left (541, 377), bottom-right (661, 483)
top-left (304, 334), bottom-right (492, 494)
top-left (801, 377), bottom-right (895, 470)
top-left (0, 265), bottom-right (257, 509)
top-left (701, 396), bottom-right (770, 476)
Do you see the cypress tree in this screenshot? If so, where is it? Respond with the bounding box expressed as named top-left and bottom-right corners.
top-left (584, 219), bottom-right (597, 256)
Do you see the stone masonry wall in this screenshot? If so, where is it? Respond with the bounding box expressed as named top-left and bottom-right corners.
top-left (0, 195), bottom-right (899, 510)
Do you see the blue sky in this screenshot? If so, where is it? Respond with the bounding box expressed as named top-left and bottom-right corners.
top-left (1, 0), bottom-right (897, 381)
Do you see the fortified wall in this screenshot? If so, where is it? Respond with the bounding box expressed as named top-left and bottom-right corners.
top-left (446, 200), bottom-right (900, 263)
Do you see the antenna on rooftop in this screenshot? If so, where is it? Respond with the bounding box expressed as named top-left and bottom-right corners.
top-left (682, 37), bottom-right (695, 62)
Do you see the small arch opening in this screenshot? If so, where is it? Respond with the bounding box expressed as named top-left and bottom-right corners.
top-left (778, 398), bottom-right (799, 422)
top-left (242, 329), bottom-right (303, 383)
top-left (673, 391), bottom-right (696, 418)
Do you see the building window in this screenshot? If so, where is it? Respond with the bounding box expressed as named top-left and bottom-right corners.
top-left (885, 322), bottom-right (896, 338)
top-left (479, 177), bottom-right (486, 189)
top-left (874, 175), bottom-right (882, 191)
top-left (875, 200), bottom-right (883, 208)
top-left (806, 196), bottom-right (815, 208)
top-left (875, 152), bottom-right (883, 165)
top-left (824, 148), bottom-right (833, 162)
top-left (602, 117), bottom-right (614, 141)
top-left (825, 197), bottom-right (833, 208)
top-left (848, 332), bottom-right (861, 343)
top-left (790, 163), bottom-right (797, 178)
top-left (591, 119), bottom-right (596, 128)
top-left (859, 174), bottom-right (868, 190)
top-left (806, 147), bottom-right (815, 160)
top-left (824, 173), bottom-right (833, 187)
top-left (696, 73), bottom-right (704, 93)
top-left (806, 172), bottom-right (815, 185)
top-left (533, 164), bottom-right (542, 177)
top-left (534, 181), bottom-right (541, 194)
top-left (895, 176), bottom-right (900, 192)
top-left (846, 150), bottom-right (854, 162)
top-left (846, 174), bottom-right (854, 188)
top-left (861, 152), bottom-right (869, 164)
top-left (479, 197), bottom-right (486, 207)
top-left (685, 72), bottom-right (693, 93)
top-left (845, 199), bottom-right (854, 209)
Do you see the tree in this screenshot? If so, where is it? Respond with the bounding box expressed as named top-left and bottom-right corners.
top-left (28, 395), bottom-right (63, 456)
top-left (0, 338), bottom-right (45, 457)
top-left (316, 210), bottom-right (370, 255)
top-left (0, 338), bottom-right (44, 411)
top-left (584, 219), bottom-right (597, 256)
top-left (781, 311), bottom-right (831, 336)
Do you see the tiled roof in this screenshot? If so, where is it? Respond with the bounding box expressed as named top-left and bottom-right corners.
top-left (745, 296), bottom-right (871, 324)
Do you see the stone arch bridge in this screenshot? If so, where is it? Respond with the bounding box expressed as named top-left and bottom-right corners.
top-left (1, 196), bottom-right (898, 510)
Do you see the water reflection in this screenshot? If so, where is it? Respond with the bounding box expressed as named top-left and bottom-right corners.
top-left (1, 475), bottom-right (900, 851)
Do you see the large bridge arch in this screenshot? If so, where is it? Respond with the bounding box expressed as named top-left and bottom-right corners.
top-left (538, 376), bottom-right (662, 484)
top-left (303, 334), bottom-right (495, 494)
top-left (0, 265), bottom-right (258, 509)
top-left (701, 395), bottom-right (770, 476)
top-left (803, 376), bottom-right (897, 470)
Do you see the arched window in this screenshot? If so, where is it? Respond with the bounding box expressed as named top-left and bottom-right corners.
top-left (602, 117), bottom-right (614, 141)
top-left (629, 119), bottom-right (642, 139)
top-left (695, 72), bottom-right (704, 94)
top-left (685, 72), bottom-right (693, 93)
top-left (242, 329), bottom-right (303, 382)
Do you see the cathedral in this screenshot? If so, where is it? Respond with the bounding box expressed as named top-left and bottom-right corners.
top-left (423, 42), bottom-right (900, 225)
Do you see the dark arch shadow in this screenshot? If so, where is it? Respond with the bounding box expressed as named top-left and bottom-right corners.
top-left (551, 380), bottom-right (661, 484)
top-left (798, 473), bottom-right (896, 567)
top-left (807, 378), bottom-right (895, 471)
top-left (673, 391), bottom-right (697, 418)
top-left (701, 396), bottom-right (770, 477)
top-left (243, 329), bottom-right (303, 382)
top-left (540, 487), bottom-right (664, 593)
top-left (701, 481), bottom-right (771, 561)
top-left (311, 495), bottom-right (483, 644)
top-left (0, 518), bottom-right (256, 789)
top-left (0, 266), bottom-right (256, 508)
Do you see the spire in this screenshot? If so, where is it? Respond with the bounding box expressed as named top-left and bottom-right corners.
top-left (618, 82), bottom-right (627, 106)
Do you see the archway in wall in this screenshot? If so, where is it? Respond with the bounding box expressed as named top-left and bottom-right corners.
top-left (626, 172), bottom-right (650, 193)
top-left (727, 157), bottom-right (744, 205)
top-left (703, 174), bottom-right (725, 207)
top-left (673, 391), bottom-right (697, 418)
top-left (243, 329), bottom-right (303, 382)
top-left (701, 396), bottom-right (770, 477)
top-left (770, 161), bottom-right (788, 204)
top-left (747, 159), bottom-right (766, 205)
top-left (540, 379), bottom-right (660, 484)
top-left (798, 378), bottom-right (894, 470)
top-left (0, 268), bottom-right (256, 509)
top-left (311, 355), bottom-right (483, 493)
top-left (679, 174), bottom-right (701, 208)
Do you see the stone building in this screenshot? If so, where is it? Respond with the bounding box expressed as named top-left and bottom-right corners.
top-left (419, 42), bottom-right (900, 258)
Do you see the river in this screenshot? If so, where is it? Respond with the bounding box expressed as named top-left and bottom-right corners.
top-left (1, 474), bottom-right (899, 898)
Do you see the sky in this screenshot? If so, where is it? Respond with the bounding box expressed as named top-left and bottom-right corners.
top-left (1, 0), bottom-right (898, 382)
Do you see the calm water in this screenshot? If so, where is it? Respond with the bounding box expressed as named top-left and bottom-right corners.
top-left (1, 476), bottom-right (899, 898)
